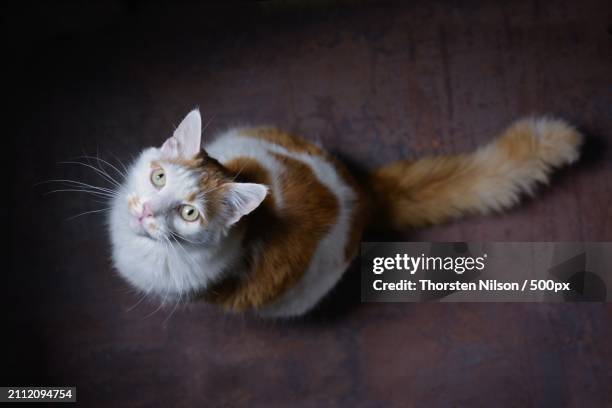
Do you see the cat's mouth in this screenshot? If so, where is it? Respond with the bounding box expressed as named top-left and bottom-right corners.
top-left (128, 215), bottom-right (163, 241)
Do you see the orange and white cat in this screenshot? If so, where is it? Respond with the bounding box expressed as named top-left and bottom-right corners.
top-left (109, 109), bottom-right (582, 317)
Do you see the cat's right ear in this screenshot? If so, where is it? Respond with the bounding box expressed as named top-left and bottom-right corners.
top-left (161, 109), bottom-right (202, 158)
top-left (223, 182), bottom-right (268, 227)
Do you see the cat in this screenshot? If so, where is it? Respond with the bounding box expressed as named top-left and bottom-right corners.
top-left (109, 109), bottom-right (582, 317)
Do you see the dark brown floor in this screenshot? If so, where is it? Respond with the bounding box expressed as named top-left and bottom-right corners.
top-left (6, 1), bottom-right (612, 406)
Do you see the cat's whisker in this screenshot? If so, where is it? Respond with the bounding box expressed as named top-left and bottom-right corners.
top-left (43, 187), bottom-right (116, 197)
top-left (37, 179), bottom-right (119, 196)
top-left (62, 157), bottom-right (118, 181)
top-left (170, 240), bottom-right (201, 293)
top-left (59, 160), bottom-right (121, 188)
top-left (201, 114), bottom-right (215, 136)
top-left (162, 237), bottom-right (181, 303)
top-left (126, 289), bottom-right (150, 312)
top-left (143, 256), bottom-right (172, 319)
top-left (170, 231), bottom-right (205, 245)
top-left (43, 188), bottom-right (117, 199)
top-left (143, 294), bottom-right (167, 319)
top-left (169, 233), bottom-right (200, 273)
top-left (64, 207), bottom-right (111, 222)
top-left (127, 239), bottom-right (171, 319)
top-left (127, 272), bottom-right (159, 312)
top-left (108, 151), bottom-right (130, 176)
top-left (169, 231), bottom-right (193, 266)
top-left (164, 290), bottom-right (183, 324)
top-left (157, 237), bottom-right (186, 318)
top-left (76, 154), bottom-right (127, 180)
top-left (162, 238), bottom-right (186, 324)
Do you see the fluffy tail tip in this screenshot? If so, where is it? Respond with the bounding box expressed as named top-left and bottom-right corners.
top-left (513, 116), bottom-right (583, 167)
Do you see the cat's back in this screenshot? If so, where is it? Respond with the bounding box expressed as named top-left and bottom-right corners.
top-left (205, 127), bottom-right (358, 210)
top-left (204, 127), bottom-right (366, 316)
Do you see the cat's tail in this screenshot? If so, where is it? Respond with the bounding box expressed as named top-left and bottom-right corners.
top-left (368, 117), bottom-right (583, 229)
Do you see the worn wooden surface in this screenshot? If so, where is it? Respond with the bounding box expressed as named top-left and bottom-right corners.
top-left (6, 1), bottom-right (612, 406)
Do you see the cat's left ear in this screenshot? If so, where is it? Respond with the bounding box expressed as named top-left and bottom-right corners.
top-left (223, 182), bottom-right (268, 226)
top-left (161, 109), bottom-right (202, 158)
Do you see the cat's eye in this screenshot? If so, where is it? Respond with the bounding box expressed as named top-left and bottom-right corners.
top-left (180, 205), bottom-right (199, 222)
top-left (151, 168), bottom-right (166, 187)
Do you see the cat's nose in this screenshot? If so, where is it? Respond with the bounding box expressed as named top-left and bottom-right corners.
top-left (140, 202), bottom-right (155, 221)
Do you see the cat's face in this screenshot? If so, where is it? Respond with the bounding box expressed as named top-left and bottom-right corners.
top-left (124, 148), bottom-right (213, 244)
top-left (115, 110), bottom-right (267, 247)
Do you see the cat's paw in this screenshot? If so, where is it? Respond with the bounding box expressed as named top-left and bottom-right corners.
top-left (527, 117), bottom-right (583, 167)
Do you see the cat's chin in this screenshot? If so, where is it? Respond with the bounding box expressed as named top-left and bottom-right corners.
top-left (137, 232), bottom-right (157, 241)
top-left (127, 219), bottom-right (161, 242)
top-left (137, 230), bottom-right (164, 242)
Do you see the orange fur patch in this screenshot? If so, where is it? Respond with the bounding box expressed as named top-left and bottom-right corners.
top-left (127, 195), bottom-right (140, 212)
top-left (241, 127), bottom-right (327, 156)
top-left (241, 127), bottom-right (367, 261)
top-left (204, 152), bottom-right (340, 311)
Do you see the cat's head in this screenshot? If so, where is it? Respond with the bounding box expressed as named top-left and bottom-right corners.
top-left (114, 109), bottom-right (268, 248)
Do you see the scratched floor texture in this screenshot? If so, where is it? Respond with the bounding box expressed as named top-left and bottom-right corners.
top-left (5, 1), bottom-right (612, 407)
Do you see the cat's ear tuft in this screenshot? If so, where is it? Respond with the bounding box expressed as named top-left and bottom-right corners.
top-left (161, 109), bottom-right (202, 158)
top-left (224, 183), bottom-right (268, 226)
